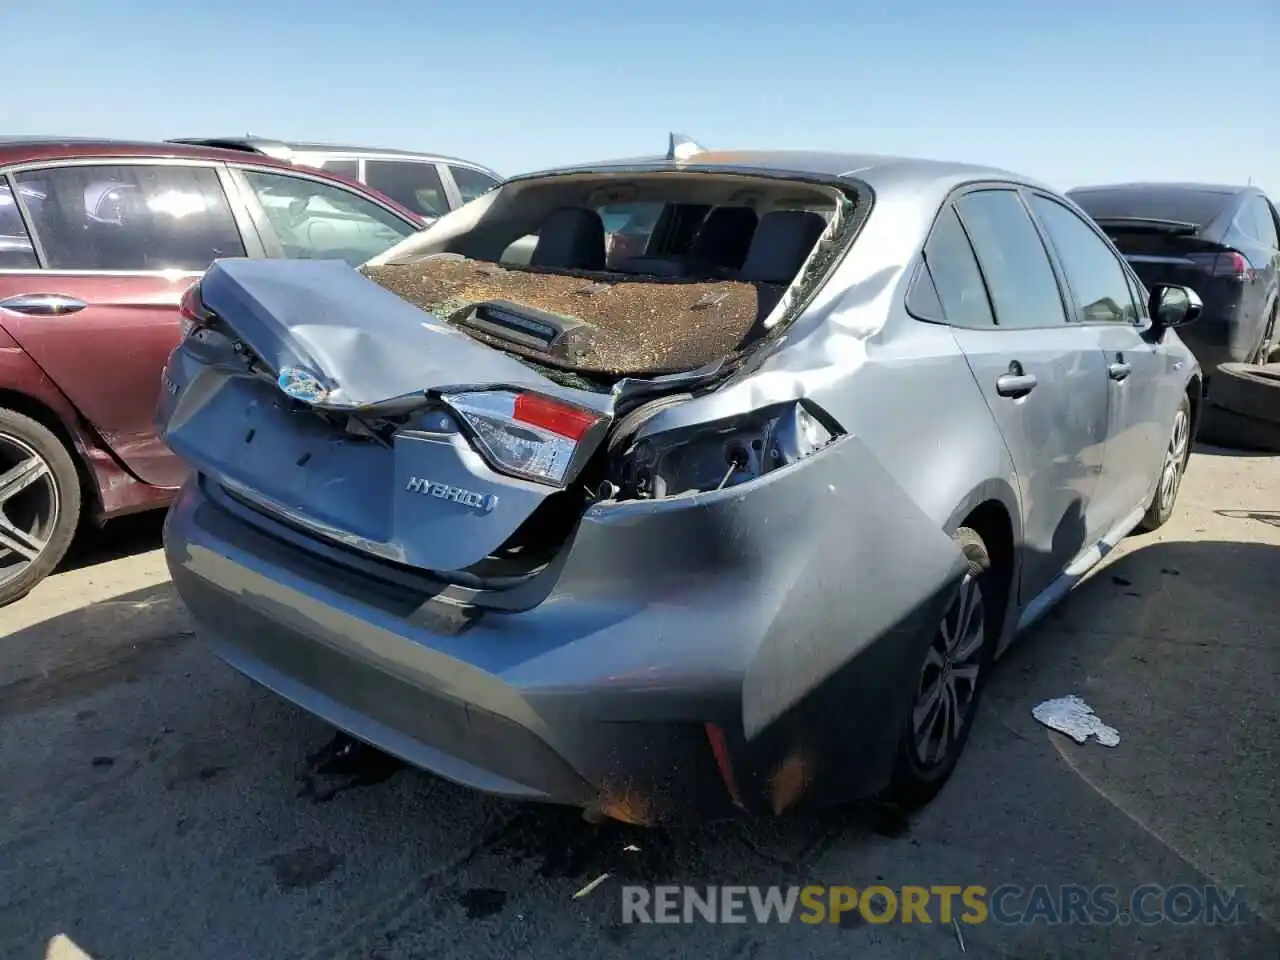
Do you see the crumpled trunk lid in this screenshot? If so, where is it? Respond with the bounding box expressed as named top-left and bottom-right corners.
top-left (161, 259), bottom-right (617, 575)
top-left (197, 258), bottom-right (601, 409)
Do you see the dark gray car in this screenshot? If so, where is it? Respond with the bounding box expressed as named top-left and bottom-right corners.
top-left (1067, 182), bottom-right (1280, 380)
top-left (157, 140), bottom-right (1204, 825)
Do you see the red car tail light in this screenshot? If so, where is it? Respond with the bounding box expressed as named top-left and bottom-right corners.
top-left (442, 389), bottom-right (608, 487)
top-left (178, 281), bottom-right (207, 337)
top-left (1187, 250), bottom-right (1252, 280)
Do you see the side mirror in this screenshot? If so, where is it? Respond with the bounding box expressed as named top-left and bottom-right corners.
top-left (1149, 283), bottom-right (1202, 329)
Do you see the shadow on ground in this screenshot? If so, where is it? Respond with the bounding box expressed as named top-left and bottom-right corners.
top-left (59, 511), bottom-right (167, 574)
top-left (1194, 442), bottom-right (1277, 459)
top-left (0, 540), bottom-right (1277, 960)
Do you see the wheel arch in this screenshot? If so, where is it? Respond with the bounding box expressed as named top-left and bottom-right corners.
top-left (1186, 372), bottom-right (1203, 446)
top-left (943, 483), bottom-right (1019, 653)
top-left (0, 388), bottom-right (97, 524)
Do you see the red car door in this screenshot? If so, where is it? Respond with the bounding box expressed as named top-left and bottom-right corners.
top-left (0, 160), bottom-right (253, 489)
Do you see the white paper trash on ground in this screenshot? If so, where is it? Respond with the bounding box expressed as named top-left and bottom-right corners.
top-left (1032, 695), bottom-right (1120, 747)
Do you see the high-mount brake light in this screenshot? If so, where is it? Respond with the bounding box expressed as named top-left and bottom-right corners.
top-left (442, 389), bottom-right (607, 487)
top-left (178, 282), bottom-right (205, 337)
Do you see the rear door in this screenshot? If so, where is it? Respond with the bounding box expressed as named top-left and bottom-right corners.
top-left (1027, 192), bottom-right (1171, 526)
top-left (936, 188), bottom-right (1113, 603)
top-left (1238, 194), bottom-right (1280, 333)
top-left (0, 159), bottom-right (259, 488)
top-left (227, 165), bottom-right (420, 267)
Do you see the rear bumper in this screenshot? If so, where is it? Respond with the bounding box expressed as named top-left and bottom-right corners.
top-left (164, 435), bottom-right (966, 823)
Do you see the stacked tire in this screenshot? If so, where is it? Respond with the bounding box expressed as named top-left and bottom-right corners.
top-left (1203, 363), bottom-right (1280, 453)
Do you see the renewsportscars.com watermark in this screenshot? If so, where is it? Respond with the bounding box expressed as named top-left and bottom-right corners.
top-left (621, 884), bottom-right (1249, 926)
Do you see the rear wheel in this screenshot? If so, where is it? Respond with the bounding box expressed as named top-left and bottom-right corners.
top-left (1138, 394), bottom-right (1192, 533)
top-left (885, 526), bottom-right (996, 809)
top-left (0, 408), bottom-right (81, 607)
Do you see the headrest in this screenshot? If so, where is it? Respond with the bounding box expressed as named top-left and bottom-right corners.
top-left (530, 206), bottom-right (606, 271)
top-left (738, 210), bottom-right (827, 284)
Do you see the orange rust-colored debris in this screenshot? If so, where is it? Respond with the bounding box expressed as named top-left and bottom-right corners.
top-left (768, 750), bottom-right (814, 815)
top-left (595, 782), bottom-right (656, 826)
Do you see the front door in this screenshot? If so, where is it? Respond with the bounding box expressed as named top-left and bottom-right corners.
top-left (0, 161), bottom-right (252, 488)
top-left (943, 188), bottom-right (1113, 603)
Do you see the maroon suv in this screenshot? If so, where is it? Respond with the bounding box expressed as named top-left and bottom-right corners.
top-left (0, 138), bottom-right (425, 603)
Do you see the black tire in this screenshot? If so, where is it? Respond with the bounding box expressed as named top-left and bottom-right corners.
top-left (1138, 393), bottom-right (1193, 533)
top-left (1209, 363), bottom-right (1280, 425)
top-left (1199, 402), bottom-right (1280, 454)
top-left (0, 408), bottom-right (81, 607)
top-left (885, 526), bottom-right (997, 809)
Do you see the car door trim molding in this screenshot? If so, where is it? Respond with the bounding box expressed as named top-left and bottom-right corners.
top-left (0, 268), bottom-right (207, 278)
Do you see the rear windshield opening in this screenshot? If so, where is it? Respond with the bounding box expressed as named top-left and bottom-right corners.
top-left (362, 173), bottom-right (859, 382)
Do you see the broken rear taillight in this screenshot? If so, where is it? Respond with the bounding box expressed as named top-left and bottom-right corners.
top-left (442, 389), bottom-right (608, 487)
top-left (178, 281), bottom-right (207, 338)
top-left (613, 400), bottom-right (842, 501)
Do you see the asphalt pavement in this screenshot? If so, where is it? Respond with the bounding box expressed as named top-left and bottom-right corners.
top-left (1, 446), bottom-right (1277, 960)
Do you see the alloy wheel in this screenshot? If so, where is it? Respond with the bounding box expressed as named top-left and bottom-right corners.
top-left (912, 570), bottom-right (986, 767)
top-left (1158, 406), bottom-right (1190, 515)
top-left (0, 432), bottom-right (60, 590)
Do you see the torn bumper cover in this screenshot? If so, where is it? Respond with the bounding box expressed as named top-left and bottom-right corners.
top-left (164, 434), bottom-right (967, 823)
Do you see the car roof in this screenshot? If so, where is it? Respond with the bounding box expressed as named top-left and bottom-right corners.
top-left (1068, 181), bottom-right (1253, 198)
top-left (0, 136), bottom-right (305, 170)
top-left (166, 136), bottom-right (501, 177)
top-left (0, 136), bottom-right (426, 224)
top-left (509, 148), bottom-right (1040, 194)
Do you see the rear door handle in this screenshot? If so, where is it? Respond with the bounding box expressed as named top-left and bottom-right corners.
top-left (996, 373), bottom-right (1038, 398)
top-left (1108, 361), bottom-right (1132, 381)
top-left (0, 294), bottom-right (88, 316)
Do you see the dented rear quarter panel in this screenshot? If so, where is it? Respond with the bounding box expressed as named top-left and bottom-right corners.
top-left (586, 172), bottom-right (1024, 761)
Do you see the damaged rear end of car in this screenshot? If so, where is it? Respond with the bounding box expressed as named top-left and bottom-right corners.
top-left (158, 160), bottom-right (968, 823)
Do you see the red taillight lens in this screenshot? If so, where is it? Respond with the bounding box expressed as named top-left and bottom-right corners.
top-left (1188, 251), bottom-right (1251, 279)
top-left (442, 389), bottom-right (607, 486)
top-left (178, 282), bottom-right (205, 336)
top-left (513, 391), bottom-right (599, 441)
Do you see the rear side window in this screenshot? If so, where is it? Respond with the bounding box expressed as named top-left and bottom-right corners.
top-left (1029, 194), bottom-right (1138, 324)
top-left (0, 180), bottom-right (39, 269)
top-left (1242, 196), bottom-right (1279, 248)
top-left (449, 165), bottom-right (498, 204)
top-left (954, 190), bottom-right (1068, 329)
top-left (909, 205), bottom-right (995, 328)
top-left (14, 164), bottom-right (245, 272)
top-left (599, 202), bottom-right (666, 267)
top-left (364, 159), bottom-right (448, 218)
top-left (1069, 187), bottom-right (1233, 230)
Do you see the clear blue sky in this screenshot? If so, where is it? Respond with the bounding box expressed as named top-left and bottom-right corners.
top-left (3, 0), bottom-right (1276, 195)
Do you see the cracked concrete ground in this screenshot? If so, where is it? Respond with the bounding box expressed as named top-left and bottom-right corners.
top-left (1, 446), bottom-right (1277, 959)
